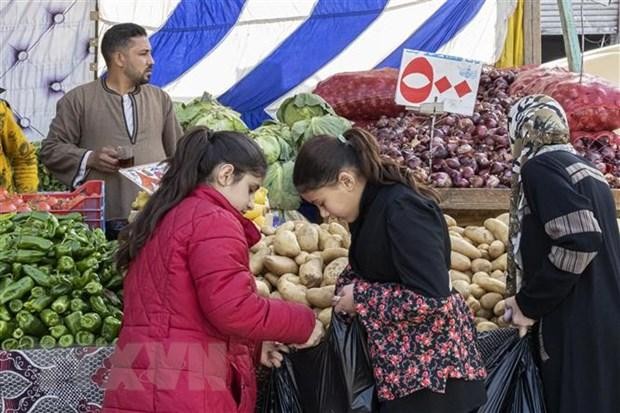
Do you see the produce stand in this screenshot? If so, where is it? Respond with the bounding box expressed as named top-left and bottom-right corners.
top-left (438, 188), bottom-right (620, 226)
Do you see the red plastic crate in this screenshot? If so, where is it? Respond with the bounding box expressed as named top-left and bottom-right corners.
top-left (22, 180), bottom-right (105, 230)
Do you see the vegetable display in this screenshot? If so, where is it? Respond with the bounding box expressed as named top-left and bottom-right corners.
top-left (0, 212), bottom-right (123, 349)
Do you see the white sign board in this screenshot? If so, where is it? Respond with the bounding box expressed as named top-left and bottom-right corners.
top-left (395, 49), bottom-right (482, 116)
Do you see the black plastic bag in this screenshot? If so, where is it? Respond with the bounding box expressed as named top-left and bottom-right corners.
top-left (289, 313), bottom-right (378, 413)
top-left (478, 331), bottom-right (547, 413)
top-left (258, 356), bottom-right (303, 413)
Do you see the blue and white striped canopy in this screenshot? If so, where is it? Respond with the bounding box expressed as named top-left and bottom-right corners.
top-left (98, 0), bottom-right (515, 128)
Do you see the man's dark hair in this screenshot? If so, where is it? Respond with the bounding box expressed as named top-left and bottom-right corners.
top-left (101, 23), bottom-right (147, 65)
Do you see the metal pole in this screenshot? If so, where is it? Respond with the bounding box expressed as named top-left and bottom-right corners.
top-left (557, 0), bottom-right (583, 73)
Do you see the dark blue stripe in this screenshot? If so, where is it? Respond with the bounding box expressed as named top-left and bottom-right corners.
top-left (149, 0), bottom-right (245, 88)
top-left (377, 0), bottom-right (485, 68)
top-left (218, 0), bottom-right (389, 128)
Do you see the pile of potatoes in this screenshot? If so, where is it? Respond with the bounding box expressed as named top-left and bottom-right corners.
top-left (445, 213), bottom-right (512, 333)
top-left (250, 220), bottom-right (351, 328)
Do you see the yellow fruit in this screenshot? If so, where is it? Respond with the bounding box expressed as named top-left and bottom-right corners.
top-left (244, 204), bottom-right (266, 220)
top-left (253, 215), bottom-right (266, 227)
top-left (254, 187), bottom-right (268, 205)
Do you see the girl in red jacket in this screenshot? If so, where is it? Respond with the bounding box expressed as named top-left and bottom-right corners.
top-left (103, 127), bottom-right (323, 413)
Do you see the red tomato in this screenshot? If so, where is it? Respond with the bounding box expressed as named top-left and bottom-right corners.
top-left (0, 202), bottom-right (17, 213)
top-left (17, 205), bottom-right (31, 212)
top-left (34, 201), bottom-right (51, 212)
top-left (12, 197), bottom-right (24, 206)
top-left (46, 197), bottom-right (60, 207)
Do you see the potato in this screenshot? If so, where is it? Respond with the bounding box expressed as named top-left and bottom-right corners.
top-left (452, 280), bottom-right (470, 299)
top-left (328, 222), bottom-right (349, 239)
top-left (250, 240), bottom-right (268, 253)
top-left (449, 270), bottom-right (471, 283)
top-left (299, 258), bottom-right (323, 288)
top-left (464, 226), bottom-right (495, 245)
top-left (496, 212), bottom-right (510, 227)
top-left (318, 229), bottom-right (333, 250)
top-left (295, 252), bottom-right (310, 266)
top-left (306, 285), bottom-right (336, 308)
top-left (472, 272), bottom-right (490, 285)
top-left (476, 321), bottom-right (499, 332)
top-left (484, 218), bottom-right (509, 245)
top-left (341, 234), bottom-right (352, 249)
top-left (476, 308), bottom-right (493, 319)
top-left (474, 317), bottom-right (488, 325)
top-left (450, 236), bottom-right (482, 259)
top-left (492, 253), bottom-right (507, 272)
top-left (296, 223), bottom-right (320, 252)
top-left (275, 221), bottom-right (295, 234)
top-left (278, 280), bottom-right (310, 306)
top-left (451, 226), bottom-right (465, 235)
top-left (264, 273), bottom-right (279, 287)
top-left (480, 292), bottom-right (503, 310)
top-left (322, 257), bottom-right (348, 286)
top-left (324, 235), bottom-right (342, 250)
top-left (320, 223), bottom-right (329, 231)
top-left (273, 230), bottom-right (302, 257)
top-left (443, 214), bottom-right (457, 227)
top-left (294, 221), bottom-right (305, 232)
top-left (264, 256), bottom-right (298, 275)
top-left (491, 270), bottom-right (505, 279)
top-left (466, 296), bottom-right (481, 313)
top-left (479, 250), bottom-right (490, 260)
top-left (255, 279), bottom-right (271, 298)
top-left (321, 247), bottom-right (348, 264)
top-left (249, 247), bottom-right (271, 275)
top-left (471, 258), bottom-right (493, 274)
top-left (477, 243), bottom-right (490, 251)
top-left (261, 225), bottom-right (276, 236)
top-left (278, 273), bottom-right (301, 286)
top-left (468, 284), bottom-right (486, 299)
top-left (488, 240), bottom-right (506, 259)
top-left (496, 315), bottom-right (511, 328)
top-left (450, 251), bottom-right (472, 272)
top-left (493, 300), bottom-right (506, 317)
top-left (449, 231), bottom-right (463, 239)
top-left (477, 277), bottom-right (506, 295)
top-left (318, 308), bottom-right (333, 328)
top-left (270, 291), bottom-right (282, 300)
top-left (263, 235), bottom-right (275, 247)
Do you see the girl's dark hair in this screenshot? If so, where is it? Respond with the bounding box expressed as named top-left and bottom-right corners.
top-left (293, 127), bottom-right (438, 202)
top-left (117, 126), bottom-right (267, 270)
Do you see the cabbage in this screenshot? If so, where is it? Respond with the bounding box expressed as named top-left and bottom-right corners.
top-left (291, 114), bottom-right (352, 146)
top-left (250, 121), bottom-right (295, 162)
top-left (174, 92), bottom-right (248, 132)
top-left (254, 135), bottom-right (281, 164)
top-left (263, 160), bottom-right (301, 211)
top-left (276, 93), bottom-right (335, 127)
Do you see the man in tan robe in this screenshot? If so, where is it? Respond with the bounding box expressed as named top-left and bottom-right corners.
top-left (41, 23), bottom-right (181, 226)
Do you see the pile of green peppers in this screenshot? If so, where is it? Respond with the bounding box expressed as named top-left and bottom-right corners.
top-left (0, 212), bottom-right (123, 350)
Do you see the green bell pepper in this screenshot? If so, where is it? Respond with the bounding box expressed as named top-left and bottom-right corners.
top-left (49, 282), bottom-right (72, 298)
top-left (40, 335), bottom-right (57, 349)
top-left (58, 334), bottom-right (74, 348)
top-left (64, 311), bottom-right (83, 335)
top-left (50, 324), bottom-right (69, 339)
top-left (22, 265), bottom-right (53, 287)
top-left (76, 256), bottom-right (99, 273)
top-left (80, 313), bottom-right (102, 333)
top-left (51, 295), bottom-right (70, 314)
top-left (0, 276), bottom-right (34, 304)
top-left (30, 286), bottom-right (46, 298)
top-left (89, 296), bottom-right (109, 316)
top-left (0, 304), bottom-right (11, 321)
top-left (54, 243), bottom-right (73, 259)
top-left (103, 289), bottom-right (122, 308)
top-left (72, 269), bottom-right (94, 290)
top-left (0, 262), bottom-right (10, 275)
top-left (105, 274), bottom-right (123, 289)
top-left (16, 235), bottom-right (53, 252)
top-left (84, 281), bottom-right (103, 296)
top-left (1, 338), bottom-right (18, 350)
top-left (57, 256), bottom-right (75, 272)
top-left (12, 262), bottom-right (22, 277)
top-left (16, 311), bottom-right (47, 336)
top-left (95, 337), bottom-right (108, 346)
top-left (0, 250), bottom-right (47, 264)
top-left (70, 298), bottom-right (89, 313)
top-left (24, 294), bottom-right (54, 313)
top-left (0, 219), bottom-right (14, 234)
top-left (40, 309), bottom-right (61, 327)
top-left (18, 335), bottom-right (37, 349)
top-left (75, 331), bottom-right (95, 346)
top-left (110, 307), bottom-right (123, 320)
top-left (101, 316), bottom-right (122, 342)
top-left (0, 320), bottom-right (15, 340)
top-left (8, 299), bottom-right (23, 313)
top-left (12, 327), bottom-right (24, 340)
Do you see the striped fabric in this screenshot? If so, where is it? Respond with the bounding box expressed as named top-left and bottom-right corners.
top-left (548, 246), bottom-right (598, 275)
top-left (565, 162), bottom-right (609, 186)
top-left (544, 209), bottom-right (602, 240)
top-left (98, 0), bottom-right (518, 127)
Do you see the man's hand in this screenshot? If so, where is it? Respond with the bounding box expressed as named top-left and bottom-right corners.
top-left (333, 283), bottom-right (356, 316)
top-left (87, 146), bottom-right (120, 173)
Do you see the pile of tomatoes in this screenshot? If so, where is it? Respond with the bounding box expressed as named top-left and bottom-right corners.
top-left (0, 188), bottom-right (83, 214)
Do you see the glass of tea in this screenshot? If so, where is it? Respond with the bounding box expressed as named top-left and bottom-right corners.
top-left (117, 145), bottom-right (134, 168)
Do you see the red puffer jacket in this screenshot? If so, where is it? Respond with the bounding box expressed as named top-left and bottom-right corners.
top-left (102, 185), bottom-right (315, 413)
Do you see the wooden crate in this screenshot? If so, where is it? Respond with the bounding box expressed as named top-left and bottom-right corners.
top-left (437, 189), bottom-right (620, 227)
